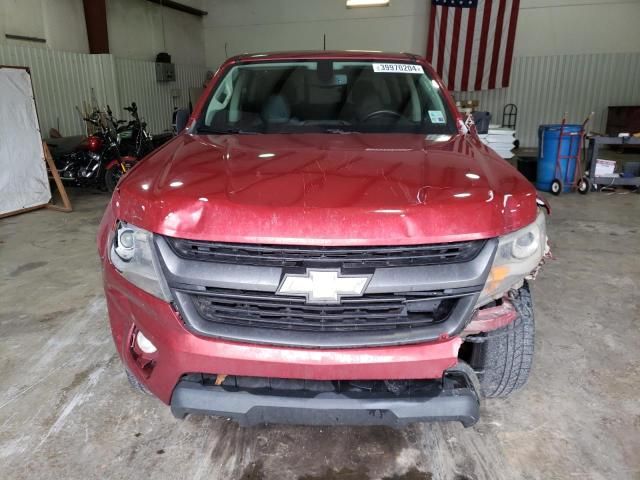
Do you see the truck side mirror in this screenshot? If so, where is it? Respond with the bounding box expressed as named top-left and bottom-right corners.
top-left (174, 108), bottom-right (190, 133)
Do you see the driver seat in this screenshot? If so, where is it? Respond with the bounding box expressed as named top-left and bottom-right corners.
top-left (350, 80), bottom-right (386, 122)
top-left (261, 94), bottom-right (292, 124)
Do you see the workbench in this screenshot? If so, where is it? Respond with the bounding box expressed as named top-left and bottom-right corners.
top-left (587, 136), bottom-right (640, 189)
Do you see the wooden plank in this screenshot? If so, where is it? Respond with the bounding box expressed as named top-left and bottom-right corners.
top-left (43, 142), bottom-right (72, 213)
top-left (0, 204), bottom-right (47, 219)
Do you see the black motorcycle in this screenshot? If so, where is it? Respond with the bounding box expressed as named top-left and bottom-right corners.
top-left (117, 102), bottom-right (174, 159)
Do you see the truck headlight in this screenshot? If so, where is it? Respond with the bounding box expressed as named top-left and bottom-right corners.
top-left (476, 210), bottom-right (546, 307)
top-left (110, 221), bottom-right (172, 301)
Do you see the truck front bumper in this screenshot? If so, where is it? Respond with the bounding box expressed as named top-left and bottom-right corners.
top-left (104, 261), bottom-right (464, 402)
top-left (170, 364), bottom-right (481, 427)
top-left (103, 261), bottom-right (504, 427)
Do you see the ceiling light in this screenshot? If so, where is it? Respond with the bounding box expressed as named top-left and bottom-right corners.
top-left (347, 0), bottom-right (389, 8)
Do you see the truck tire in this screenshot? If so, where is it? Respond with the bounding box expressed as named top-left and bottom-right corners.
top-left (125, 368), bottom-right (151, 395)
top-left (475, 282), bottom-right (535, 398)
top-left (105, 166), bottom-right (123, 192)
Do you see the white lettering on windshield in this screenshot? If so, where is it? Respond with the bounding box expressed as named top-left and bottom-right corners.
top-left (372, 63), bottom-right (424, 74)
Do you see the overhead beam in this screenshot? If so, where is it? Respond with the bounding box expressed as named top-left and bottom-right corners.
top-left (145, 0), bottom-right (208, 17)
top-left (83, 0), bottom-right (109, 54)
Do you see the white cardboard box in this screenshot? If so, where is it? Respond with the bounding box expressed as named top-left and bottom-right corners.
top-left (595, 159), bottom-right (616, 176)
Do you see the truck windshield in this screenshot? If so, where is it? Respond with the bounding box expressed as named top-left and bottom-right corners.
top-left (197, 60), bottom-right (457, 135)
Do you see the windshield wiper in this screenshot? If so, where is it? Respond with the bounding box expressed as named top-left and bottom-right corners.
top-left (197, 127), bottom-right (261, 135)
top-left (324, 128), bottom-right (354, 134)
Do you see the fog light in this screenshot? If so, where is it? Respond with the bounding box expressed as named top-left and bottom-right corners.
top-left (136, 330), bottom-right (157, 354)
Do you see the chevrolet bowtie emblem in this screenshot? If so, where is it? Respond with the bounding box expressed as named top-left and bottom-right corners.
top-left (276, 269), bottom-right (372, 304)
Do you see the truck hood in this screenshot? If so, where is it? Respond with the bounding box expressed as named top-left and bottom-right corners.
top-left (115, 133), bottom-right (537, 245)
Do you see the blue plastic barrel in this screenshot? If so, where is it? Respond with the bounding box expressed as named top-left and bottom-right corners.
top-left (536, 124), bottom-right (582, 192)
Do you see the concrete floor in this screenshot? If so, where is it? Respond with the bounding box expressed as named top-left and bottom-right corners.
top-left (1, 187), bottom-right (638, 480)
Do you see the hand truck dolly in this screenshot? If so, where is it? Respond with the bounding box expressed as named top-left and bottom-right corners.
top-left (549, 113), bottom-right (593, 196)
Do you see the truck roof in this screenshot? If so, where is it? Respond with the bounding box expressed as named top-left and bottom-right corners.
top-left (229, 50), bottom-right (424, 63)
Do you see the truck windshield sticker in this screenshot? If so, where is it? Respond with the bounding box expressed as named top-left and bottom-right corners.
top-left (372, 63), bottom-right (424, 74)
top-left (428, 110), bottom-right (446, 124)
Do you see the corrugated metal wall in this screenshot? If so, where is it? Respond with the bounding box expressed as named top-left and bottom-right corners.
top-left (0, 46), bottom-right (119, 136)
top-left (454, 52), bottom-right (640, 147)
top-left (114, 58), bottom-right (209, 134)
top-left (3, 45), bottom-right (640, 147)
top-left (0, 44), bottom-right (209, 137)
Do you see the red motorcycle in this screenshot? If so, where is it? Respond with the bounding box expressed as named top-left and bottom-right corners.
top-left (46, 109), bottom-right (139, 192)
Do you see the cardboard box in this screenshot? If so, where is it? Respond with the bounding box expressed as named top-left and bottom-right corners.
top-left (595, 159), bottom-right (616, 176)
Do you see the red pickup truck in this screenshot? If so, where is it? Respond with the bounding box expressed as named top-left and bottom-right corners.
top-left (98, 51), bottom-right (547, 427)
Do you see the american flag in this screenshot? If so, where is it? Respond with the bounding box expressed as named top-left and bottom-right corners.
top-left (426, 0), bottom-right (520, 92)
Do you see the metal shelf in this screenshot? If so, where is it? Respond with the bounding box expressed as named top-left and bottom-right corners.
top-left (587, 136), bottom-right (640, 188)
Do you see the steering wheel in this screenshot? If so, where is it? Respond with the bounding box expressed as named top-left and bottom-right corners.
top-left (362, 110), bottom-right (402, 122)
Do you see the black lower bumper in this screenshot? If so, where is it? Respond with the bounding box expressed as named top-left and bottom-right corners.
top-left (170, 365), bottom-right (481, 428)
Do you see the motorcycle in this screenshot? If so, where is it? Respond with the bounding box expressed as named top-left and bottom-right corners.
top-left (46, 103), bottom-right (175, 192)
top-left (47, 109), bottom-right (137, 192)
top-left (116, 102), bottom-right (174, 159)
